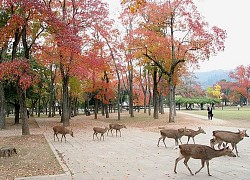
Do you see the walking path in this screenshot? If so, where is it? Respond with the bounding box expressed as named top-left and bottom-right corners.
top-left (14, 113), bottom-right (250, 180)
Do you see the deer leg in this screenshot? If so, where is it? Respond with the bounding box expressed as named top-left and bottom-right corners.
top-left (162, 137), bottom-right (167, 148)
top-left (55, 133), bottom-right (59, 141)
top-left (231, 143), bottom-right (235, 151)
top-left (179, 138), bottom-right (183, 144)
top-left (107, 129), bottom-right (110, 136)
top-left (234, 144), bottom-right (239, 157)
top-left (61, 135), bottom-right (64, 142)
top-left (174, 154), bottom-right (184, 174)
top-left (206, 160), bottom-right (211, 176)
top-left (63, 134), bottom-right (66, 142)
top-left (119, 130), bottom-right (121, 137)
top-left (218, 142), bottom-right (223, 149)
top-left (195, 159), bottom-right (205, 175)
top-left (183, 157), bottom-right (194, 176)
top-left (192, 137), bottom-right (195, 144)
top-left (157, 136), bottom-right (166, 147)
top-left (187, 137), bottom-right (190, 144)
top-left (93, 132), bottom-right (98, 140)
top-left (174, 139), bottom-right (178, 146)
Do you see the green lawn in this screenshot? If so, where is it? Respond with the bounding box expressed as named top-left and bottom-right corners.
top-left (181, 105), bottom-right (250, 121)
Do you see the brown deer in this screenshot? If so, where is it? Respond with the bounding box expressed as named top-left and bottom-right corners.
top-left (210, 129), bottom-right (249, 156)
top-left (53, 126), bottom-right (74, 142)
top-left (184, 127), bottom-right (206, 144)
top-left (93, 127), bottom-right (109, 140)
top-left (157, 128), bottom-right (185, 148)
top-left (174, 144), bottom-right (236, 176)
top-left (107, 123), bottom-right (127, 137)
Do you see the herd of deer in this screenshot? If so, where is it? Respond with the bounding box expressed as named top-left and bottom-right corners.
top-left (52, 124), bottom-right (249, 177)
top-left (158, 127), bottom-right (249, 176)
top-left (52, 123), bottom-right (127, 142)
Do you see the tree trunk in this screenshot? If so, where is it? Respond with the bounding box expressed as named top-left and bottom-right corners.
top-left (148, 70), bottom-right (152, 116)
top-left (139, 67), bottom-right (147, 114)
top-left (61, 75), bottom-right (70, 126)
top-left (153, 69), bottom-right (159, 119)
top-left (48, 65), bottom-right (55, 117)
top-left (0, 83), bottom-right (6, 129)
top-left (73, 97), bottom-right (78, 116)
top-left (173, 85), bottom-right (176, 116)
top-left (14, 99), bottom-right (20, 124)
top-left (17, 86), bottom-right (30, 135)
top-left (0, 42), bottom-right (8, 129)
top-left (105, 103), bottom-right (109, 118)
top-left (168, 75), bottom-right (175, 123)
top-left (94, 97), bottom-right (98, 119)
top-left (128, 61), bottom-right (134, 117)
top-left (159, 92), bottom-right (164, 114)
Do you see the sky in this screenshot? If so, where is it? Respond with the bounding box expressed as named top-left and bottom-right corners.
top-left (103, 0), bottom-right (250, 72)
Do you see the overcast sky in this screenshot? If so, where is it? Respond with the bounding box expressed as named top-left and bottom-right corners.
top-left (104, 0), bottom-right (250, 72)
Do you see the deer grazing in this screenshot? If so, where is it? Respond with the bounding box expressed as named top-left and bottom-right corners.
top-left (53, 126), bottom-right (74, 142)
top-left (93, 127), bottom-right (109, 140)
top-left (157, 128), bottom-right (185, 148)
top-left (210, 129), bottom-right (249, 156)
top-left (174, 144), bottom-right (236, 176)
top-left (183, 127), bottom-right (206, 144)
top-left (107, 123), bottom-right (127, 137)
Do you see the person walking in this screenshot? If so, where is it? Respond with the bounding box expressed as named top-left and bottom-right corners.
top-left (207, 105), bottom-right (213, 120)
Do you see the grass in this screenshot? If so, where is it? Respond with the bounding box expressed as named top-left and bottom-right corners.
top-left (181, 105), bottom-right (250, 121)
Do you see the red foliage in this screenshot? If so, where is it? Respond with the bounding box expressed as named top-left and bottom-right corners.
top-left (0, 59), bottom-right (38, 90)
top-left (229, 65), bottom-right (250, 100)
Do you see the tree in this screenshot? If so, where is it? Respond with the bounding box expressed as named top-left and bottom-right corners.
top-left (229, 65), bottom-right (250, 105)
top-left (128, 1), bottom-right (226, 122)
top-left (206, 84), bottom-right (221, 99)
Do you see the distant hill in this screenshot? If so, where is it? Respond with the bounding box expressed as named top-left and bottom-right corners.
top-left (195, 70), bottom-right (231, 89)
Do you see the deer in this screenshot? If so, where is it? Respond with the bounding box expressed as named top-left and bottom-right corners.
top-left (107, 123), bottom-right (127, 137)
top-left (93, 127), bottom-right (109, 140)
top-left (174, 143), bottom-right (236, 176)
top-left (210, 129), bottom-right (249, 156)
top-left (157, 128), bottom-right (185, 148)
top-left (53, 126), bottom-right (74, 142)
top-left (183, 127), bottom-right (206, 144)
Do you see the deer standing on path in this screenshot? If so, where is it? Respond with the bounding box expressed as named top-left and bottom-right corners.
top-left (107, 123), bottom-right (127, 137)
top-left (210, 129), bottom-right (249, 157)
top-left (184, 127), bottom-right (206, 144)
top-left (174, 144), bottom-right (236, 176)
top-left (53, 126), bottom-right (74, 142)
top-left (157, 128), bottom-right (185, 148)
top-left (93, 127), bottom-right (109, 140)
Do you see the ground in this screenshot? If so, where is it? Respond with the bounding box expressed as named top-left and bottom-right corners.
top-left (0, 111), bottom-right (249, 179)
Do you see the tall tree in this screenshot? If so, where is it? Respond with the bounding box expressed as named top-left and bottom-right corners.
top-left (129, 1), bottom-right (226, 122)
